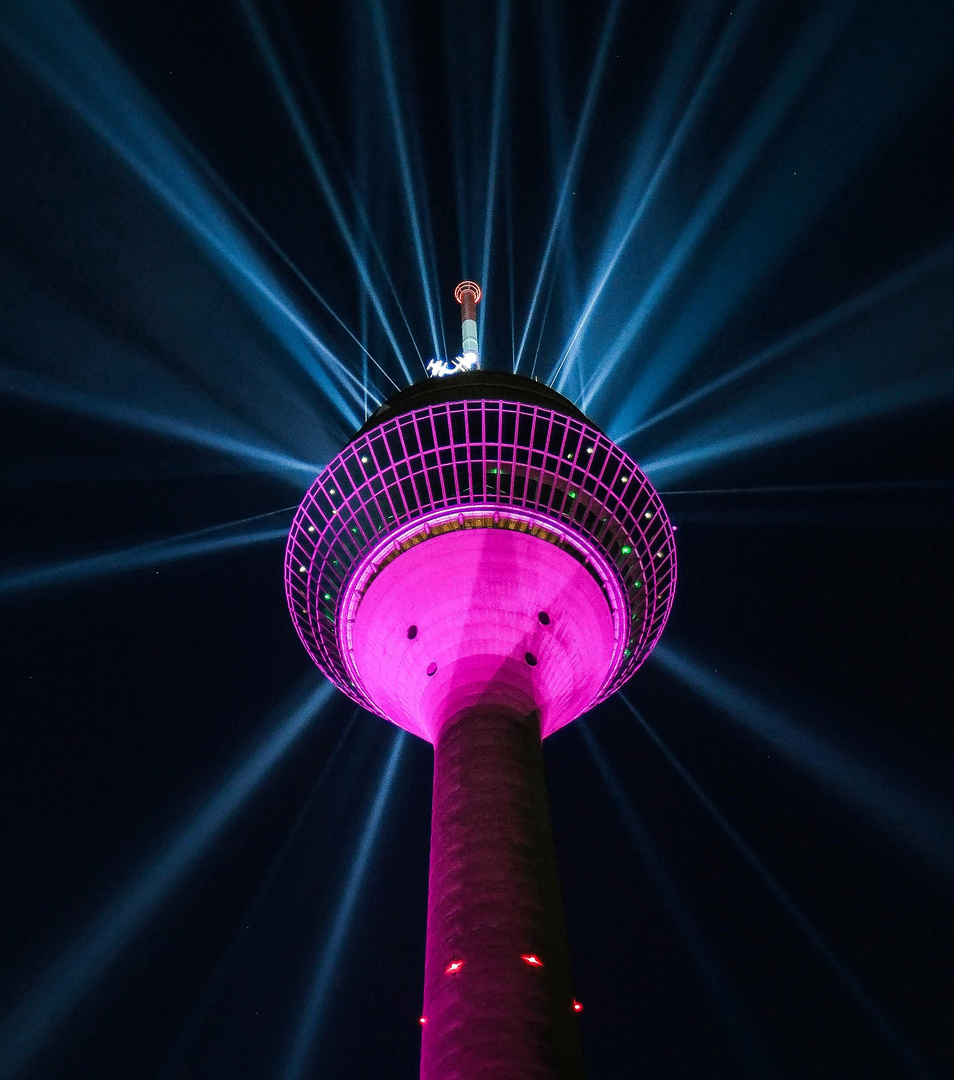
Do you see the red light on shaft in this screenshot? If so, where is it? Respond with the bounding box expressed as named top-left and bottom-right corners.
top-left (573, 1000), bottom-right (583, 1013)
top-left (521, 953), bottom-right (544, 967)
top-left (419, 1016), bottom-right (427, 1026)
top-left (445, 959), bottom-right (465, 975)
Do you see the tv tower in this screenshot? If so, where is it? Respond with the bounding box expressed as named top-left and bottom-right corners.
top-left (286, 283), bottom-right (676, 1078)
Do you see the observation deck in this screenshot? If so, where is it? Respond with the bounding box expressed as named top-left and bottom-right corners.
top-left (286, 371), bottom-right (676, 741)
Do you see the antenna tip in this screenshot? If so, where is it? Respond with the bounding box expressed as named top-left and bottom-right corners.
top-left (455, 281), bottom-right (481, 305)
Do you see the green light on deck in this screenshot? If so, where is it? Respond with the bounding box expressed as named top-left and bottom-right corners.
top-left (568, 491), bottom-right (577, 499)
top-left (621, 545), bottom-right (632, 554)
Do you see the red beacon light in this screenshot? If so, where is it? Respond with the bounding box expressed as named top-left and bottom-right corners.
top-left (572, 1000), bottom-right (584, 1013)
top-left (454, 280), bottom-right (482, 305)
top-left (445, 959), bottom-right (465, 975)
top-left (419, 1016), bottom-right (428, 1026)
top-left (521, 953), bottom-right (544, 967)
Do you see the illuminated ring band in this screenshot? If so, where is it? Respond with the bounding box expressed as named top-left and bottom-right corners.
top-left (455, 281), bottom-right (482, 304)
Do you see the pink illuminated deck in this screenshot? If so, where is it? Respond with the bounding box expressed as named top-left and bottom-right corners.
top-left (347, 525), bottom-right (618, 741)
top-left (286, 397), bottom-right (676, 734)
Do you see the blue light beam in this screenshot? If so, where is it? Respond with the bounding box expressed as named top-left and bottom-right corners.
top-left (477, 0), bottom-right (511, 352)
top-left (238, 0), bottom-right (415, 386)
top-left (619, 244), bottom-right (954, 441)
top-left (657, 479), bottom-right (954, 528)
top-left (633, 244), bottom-right (954, 483)
top-left (660, 480), bottom-right (954, 497)
top-left (579, 1), bottom-right (856, 410)
top-left (0, 0), bottom-right (362, 429)
top-left (640, 369), bottom-right (954, 486)
top-left (443, 6), bottom-right (473, 282)
top-left (603, 1), bottom-right (954, 433)
top-left (260, 0), bottom-right (429, 375)
top-left (159, 712), bottom-right (361, 1080)
top-left (0, 507), bottom-right (296, 598)
top-left (0, 678), bottom-right (336, 1080)
top-left (369, 0), bottom-right (443, 365)
top-left (514, 0), bottom-right (625, 373)
top-left (505, 148), bottom-right (516, 369)
top-left (651, 645), bottom-right (954, 881)
top-left (529, 268), bottom-right (560, 381)
top-left (0, 366), bottom-right (318, 486)
top-left (618, 694), bottom-right (935, 1080)
top-left (279, 727), bottom-right (407, 1080)
top-left (550, 0), bottom-right (758, 391)
top-left (539, 0), bottom-right (584, 396)
top-left (594, 0), bottom-right (722, 259)
top-left (581, 723), bottom-right (779, 1079)
top-left (212, 180), bottom-right (396, 398)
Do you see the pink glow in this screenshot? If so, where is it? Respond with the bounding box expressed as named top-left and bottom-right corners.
top-left (347, 525), bottom-right (618, 742)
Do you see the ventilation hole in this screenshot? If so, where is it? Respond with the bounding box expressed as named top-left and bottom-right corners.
top-left (525, 652), bottom-right (538, 667)
top-left (538, 611), bottom-right (550, 625)
top-left (426, 662), bottom-right (437, 676)
top-left (407, 625), bottom-right (418, 640)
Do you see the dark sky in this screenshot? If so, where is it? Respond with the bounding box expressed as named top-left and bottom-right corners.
top-left (1, 1), bottom-right (953, 1078)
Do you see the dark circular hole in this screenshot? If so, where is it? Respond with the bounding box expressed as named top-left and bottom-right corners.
top-left (538, 611), bottom-right (550, 625)
top-left (426, 662), bottom-right (437, 676)
top-left (525, 652), bottom-right (538, 666)
top-left (407, 625), bottom-right (418, 639)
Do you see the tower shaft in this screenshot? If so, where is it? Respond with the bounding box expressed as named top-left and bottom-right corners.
top-left (421, 704), bottom-right (584, 1080)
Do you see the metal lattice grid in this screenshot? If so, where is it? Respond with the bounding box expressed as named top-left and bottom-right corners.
top-left (286, 399), bottom-right (676, 714)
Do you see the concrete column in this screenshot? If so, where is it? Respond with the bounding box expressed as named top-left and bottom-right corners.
top-left (420, 704), bottom-right (584, 1080)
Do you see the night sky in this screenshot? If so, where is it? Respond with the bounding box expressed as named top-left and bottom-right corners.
top-left (1, 1), bottom-right (953, 1078)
